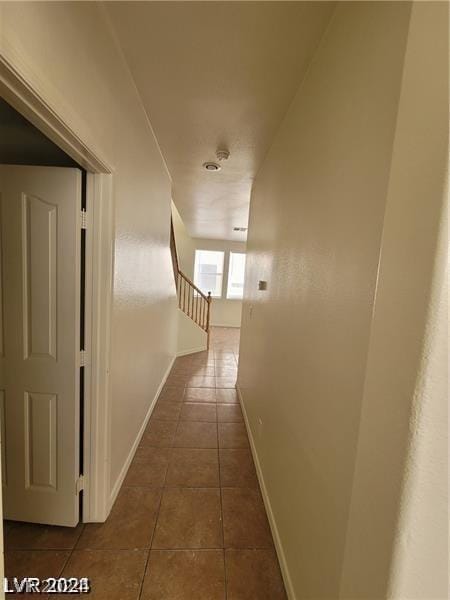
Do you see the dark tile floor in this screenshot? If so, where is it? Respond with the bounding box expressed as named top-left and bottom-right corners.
top-left (3, 327), bottom-right (287, 599)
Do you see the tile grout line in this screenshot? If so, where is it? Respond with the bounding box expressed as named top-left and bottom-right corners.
top-left (215, 354), bottom-right (229, 600)
top-left (5, 513), bottom-right (86, 580)
top-left (137, 389), bottom-right (178, 600)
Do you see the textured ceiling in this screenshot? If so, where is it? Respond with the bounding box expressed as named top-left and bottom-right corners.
top-left (106, 2), bottom-right (335, 241)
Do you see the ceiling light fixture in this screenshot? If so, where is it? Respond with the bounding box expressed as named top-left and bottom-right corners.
top-left (203, 161), bottom-right (221, 171)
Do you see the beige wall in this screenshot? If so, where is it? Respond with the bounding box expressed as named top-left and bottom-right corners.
top-left (0, 2), bottom-right (177, 499)
top-left (172, 204), bottom-right (246, 328)
top-left (340, 3), bottom-right (449, 597)
top-left (172, 201), bottom-right (196, 278)
top-left (237, 2), bottom-right (418, 598)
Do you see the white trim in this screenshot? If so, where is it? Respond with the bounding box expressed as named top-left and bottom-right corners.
top-left (0, 53), bottom-right (113, 174)
top-left (108, 356), bottom-right (176, 511)
top-left (82, 174), bottom-right (115, 522)
top-left (177, 345), bottom-right (208, 357)
top-left (210, 323), bottom-right (241, 329)
top-left (193, 248), bottom-right (225, 299)
top-left (237, 384), bottom-right (297, 600)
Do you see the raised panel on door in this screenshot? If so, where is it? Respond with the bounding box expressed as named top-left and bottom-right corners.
top-left (22, 194), bottom-right (58, 361)
top-left (24, 392), bottom-right (57, 490)
top-left (0, 165), bottom-right (81, 527)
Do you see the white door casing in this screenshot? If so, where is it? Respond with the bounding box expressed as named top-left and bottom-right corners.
top-left (0, 165), bottom-right (81, 527)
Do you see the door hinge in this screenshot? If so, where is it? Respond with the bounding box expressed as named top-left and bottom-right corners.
top-left (75, 475), bottom-right (85, 494)
top-left (81, 209), bottom-right (87, 230)
top-left (80, 349), bottom-right (87, 367)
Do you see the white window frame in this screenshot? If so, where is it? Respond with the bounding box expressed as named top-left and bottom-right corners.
top-left (193, 249), bottom-right (225, 298)
top-left (226, 251), bottom-right (246, 300)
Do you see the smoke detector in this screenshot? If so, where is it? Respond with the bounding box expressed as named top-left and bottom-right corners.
top-left (216, 149), bottom-right (230, 161)
top-left (203, 161), bottom-right (221, 171)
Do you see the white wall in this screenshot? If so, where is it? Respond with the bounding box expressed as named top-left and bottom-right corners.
top-left (237, 2), bottom-right (421, 598)
top-left (177, 310), bottom-right (207, 357)
top-left (0, 2), bottom-right (177, 500)
top-left (172, 205), bottom-right (246, 328)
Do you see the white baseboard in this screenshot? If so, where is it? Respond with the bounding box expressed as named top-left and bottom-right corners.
top-left (236, 384), bottom-right (296, 600)
top-left (177, 345), bottom-right (207, 357)
top-left (108, 355), bottom-right (176, 510)
top-left (210, 323), bottom-right (241, 328)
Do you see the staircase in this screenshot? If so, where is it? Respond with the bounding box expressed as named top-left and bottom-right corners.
top-left (170, 219), bottom-right (212, 348)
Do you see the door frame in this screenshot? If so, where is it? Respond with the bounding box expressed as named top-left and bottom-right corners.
top-left (0, 53), bottom-right (115, 522)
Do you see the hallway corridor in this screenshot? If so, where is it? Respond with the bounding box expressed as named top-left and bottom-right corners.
top-left (4, 327), bottom-right (286, 599)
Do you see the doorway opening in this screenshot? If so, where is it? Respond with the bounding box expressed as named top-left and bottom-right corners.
top-left (0, 95), bottom-right (85, 540)
top-left (0, 90), bottom-right (114, 588)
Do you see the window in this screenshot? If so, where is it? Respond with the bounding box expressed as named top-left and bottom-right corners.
top-left (227, 252), bottom-right (246, 299)
top-left (194, 250), bottom-right (224, 297)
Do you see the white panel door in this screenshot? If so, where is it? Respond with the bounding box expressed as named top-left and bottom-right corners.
top-left (0, 165), bottom-right (81, 527)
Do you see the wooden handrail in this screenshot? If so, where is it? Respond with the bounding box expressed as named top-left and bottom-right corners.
top-left (170, 217), bottom-right (212, 347)
top-left (178, 270), bottom-right (209, 302)
top-left (170, 218), bottom-right (179, 278)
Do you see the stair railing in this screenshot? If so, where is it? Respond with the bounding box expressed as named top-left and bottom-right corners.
top-left (170, 218), bottom-right (212, 348)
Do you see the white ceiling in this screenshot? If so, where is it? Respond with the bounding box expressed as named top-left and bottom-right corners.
top-left (106, 2), bottom-right (335, 241)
